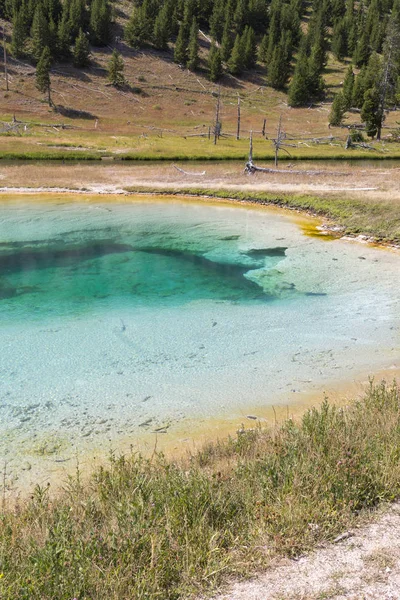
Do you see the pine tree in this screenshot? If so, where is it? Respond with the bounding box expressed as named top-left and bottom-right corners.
top-left (331, 17), bottom-right (348, 60)
top-left (11, 9), bottom-right (27, 57)
top-left (242, 26), bottom-right (257, 69)
top-left (258, 33), bottom-right (268, 64)
top-left (220, 14), bottom-right (233, 63)
top-left (36, 45), bottom-right (52, 106)
top-left (174, 20), bottom-right (189, 64)
top-left (353, 31), bottom-right (370, 67)
top-left (73, 28), bottom-right (90, 67)
top-left (288, 49), bottom-right (309, 106)
top-left (269, 31), bottom-right (293, 90)
top-left (234, 0), bottom-right (247, 33)
top-left (90, 0), bottom-right (111, 46)
top-left (57, 12), bottom-right (71, 59)
top-left (107, 48), bottom-right (125, 87)
top-left (329, 92), bottom-right (345, 125)
top-left (352, 66), bottom-right (367, 108)
top-left (187, 18), bottom-right (199, 71)
top-left (209, 43), bottom-right (223, 81)
top-left (308, 42), bottom-right (325, 99)
top-left (209, 0), bottom-right (225, 42)
top-left (31, 4), bottom-right (50, 61)
top-left (342, 64), bottom-right (355, 109)
top-left (361, 86), bottom-right (382, 137)
top-left (69, 0), bottom-right (86, 39)
top-left (125, 3), bottom-right (151, 49)
top-left (228, 33), bottom-right (244, 75)
top-left (153, 4), bottom-right (170, 50)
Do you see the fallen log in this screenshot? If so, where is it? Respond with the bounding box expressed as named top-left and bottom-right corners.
top-left (173, 165), bottom-right (206, 176)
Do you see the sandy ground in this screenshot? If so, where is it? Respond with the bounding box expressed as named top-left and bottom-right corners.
top-left (1, 160), bottom-right (400, 205)
top-left (212, 502), bottom-right (400, 600)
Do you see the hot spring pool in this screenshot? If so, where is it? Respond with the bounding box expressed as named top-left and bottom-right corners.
top-left (1, 195), bottom-right (399, 489)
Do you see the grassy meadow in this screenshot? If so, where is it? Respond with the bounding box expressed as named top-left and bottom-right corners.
top-left (1, 381), bottom-right (400, 599)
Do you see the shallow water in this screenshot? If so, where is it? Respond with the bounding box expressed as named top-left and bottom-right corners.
top-left (0, 196), bottom-right (399, 488)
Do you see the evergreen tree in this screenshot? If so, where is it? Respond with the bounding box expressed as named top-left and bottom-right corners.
top-left (242, 26), bottom-right (257, 69)
top-left (125, 3), bottom-right (151, 48)
top-left (361, 86), bottom-right (382, 137)
top-left (153, 4), bottom-right (170, 50)
top-left (73, 28), bottom-right (90, 67)
top-left (36, 45), bottom-right (52, 106)
top-left (107, 48), bottom-right (125, 87)
top-left (174, 19), bottom-right (189, 64)
top-left (220, 7), bottom-right (233, 63)
top-left (288, 49), bottom-right (309, 106)
top-left (228, 33), bottom-right (244, 74)
top-left (352, 65), bottom-right (367, 107)
top-left (57, 12), bottom-right (72, 60)
top-left (353, 31), bottom-right (370, 67)
top-left (11, 9), bottom-right (27, 57)
top-left (268, 32), bottom-right (293, 90)
top-left (258, 33), bottom-right (268, 64)
top-left (233, 0), bottom-right (247, 33)
top-left (69, 0), bottom-right (86, 39)
top-left (90, 0), bottom-right (111, 46)
top-left (209, 0), bottom-right (225, 42)
top-left (187, 18), bottom-right (199, 71)
top-left (31, 4), bottom-right (50, 61)
top-left (308, 42), bottom-right (325, 98)
top-left (209, 43), bottom-right (223, 81)
top-left (331, 17), bottom-right (348, 59)
top-left (329, 92), bottom-right (345, 125)
top-left (342, 64), bottom-right (355, 109)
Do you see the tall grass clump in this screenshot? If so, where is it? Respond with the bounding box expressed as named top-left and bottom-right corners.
top-left (1, 381), bottom-right (400, 599)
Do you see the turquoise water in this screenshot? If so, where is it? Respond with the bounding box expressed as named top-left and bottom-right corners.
top-left (1, 197), bottom-right (399, 489)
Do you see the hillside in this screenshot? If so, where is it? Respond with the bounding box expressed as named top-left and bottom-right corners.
top-left (1, 0), bottom-right (400, 159)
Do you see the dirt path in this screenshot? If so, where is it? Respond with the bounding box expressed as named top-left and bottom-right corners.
top-left (213, 503), bottom-right (400, 600)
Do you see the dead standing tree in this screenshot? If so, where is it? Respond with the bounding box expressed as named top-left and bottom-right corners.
top-left (213, 87), bottom-right (221, 145)
top-left (272, 115), bottom-right (291, 166)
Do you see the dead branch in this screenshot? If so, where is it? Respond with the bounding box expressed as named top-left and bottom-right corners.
top-left (173, 165), bottom-right (206, 176)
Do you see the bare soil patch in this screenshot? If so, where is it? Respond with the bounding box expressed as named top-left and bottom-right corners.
top-left (212, 502), bottom-right (400, 600)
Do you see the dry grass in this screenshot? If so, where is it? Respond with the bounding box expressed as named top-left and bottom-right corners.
top-left (1, 3), bottom-right (400, 160)
top-left (1, 381), bottom-right (400, 599)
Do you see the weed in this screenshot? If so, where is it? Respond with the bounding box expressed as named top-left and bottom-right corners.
top-left (0, 381), bottom-right (400, 599)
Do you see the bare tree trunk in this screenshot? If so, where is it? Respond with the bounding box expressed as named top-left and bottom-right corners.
top-left (214, 87), bottom-right (221, 146)
top-left (274, 116), bottom-right (282, 167)
top-left (262, 118), bottom-right (266, 137)
top-left (236, 95), bottom-right (241, 140)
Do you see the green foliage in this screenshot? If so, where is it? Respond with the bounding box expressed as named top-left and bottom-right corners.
top-left (125, 3), bottom-right (151, 49)
top-left (1, 382), bottom-right (400, 599)
top-left (174, 19), bottom-right (189, 65)
top-left (209, 43), bottom-right (223, 81)
top-left (242, 26), bottom-right (257, 70)
top-left (11, 9), bottom-right (27, 57)
top-left (228, 33), bottom-right (244, 75)
top-left (288, 49), bottom-right (310, 106)
top-left (73, 28), bottom-right (90, 67)
top-left (153, 3), bottom-right (170, 50)
top-left (187, 18), bottom-right (199, 71)
top-left (35, 45), bottom-right (52, 105)
top-left (107, 48), bottom-right (125, 88)
top-left (329, 92), bottom-right (345, 126)
top-left (342, 64), bottom-right (355, 110)
top-left (31, 4), bottom-right (50, 61)
top-left (89, 0), bottom-right (111, 46)
top-left (361, 86), bottom-right (383, 138)
top-left (268, 31), bottom-right (293, 90)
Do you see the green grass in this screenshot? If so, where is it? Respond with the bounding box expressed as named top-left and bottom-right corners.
top-left (124, 187), bottom-right (400, 243)
top-left (1, 381), bottom-right (400, 599)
